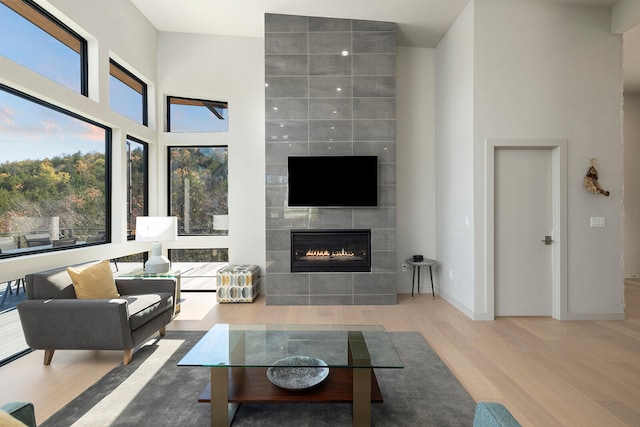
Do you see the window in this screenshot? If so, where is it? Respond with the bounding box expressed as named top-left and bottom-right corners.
top-left (167, 96), bottom-right (228, 132)
top-left (168, 147), bottom-right (228, 236)
top-left (0, 0), bottom-right (88, 95)
top-left (0, 84), bottom-right (110, 257)
top-left (126, 136), bottom-right (148, 239)
top-left (110, 59), bottom-right (148, 125)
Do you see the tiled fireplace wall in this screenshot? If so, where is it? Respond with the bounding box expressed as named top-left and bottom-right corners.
top-left (264, 13), bottom-right (397, 305)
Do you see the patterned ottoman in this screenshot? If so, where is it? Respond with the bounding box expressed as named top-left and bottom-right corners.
top-left (216, 264), bottom-right (260, 303)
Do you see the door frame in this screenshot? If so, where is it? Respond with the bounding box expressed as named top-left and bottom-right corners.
top-left (486, 139), bottom-right (568, 320)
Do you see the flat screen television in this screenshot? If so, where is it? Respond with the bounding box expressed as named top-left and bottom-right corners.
top-left (287, 156), bottom-right (378, 207)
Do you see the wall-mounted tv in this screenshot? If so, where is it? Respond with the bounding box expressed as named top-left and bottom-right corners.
top-left (287, 156), bottom-right (378, 207)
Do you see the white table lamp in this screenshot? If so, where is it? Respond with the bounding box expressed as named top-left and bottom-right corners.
top-left (135, 216), bottom-right (178, 273)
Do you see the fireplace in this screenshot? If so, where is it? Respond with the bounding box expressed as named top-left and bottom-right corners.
top-left (290, 229), bottom-right (371, 273)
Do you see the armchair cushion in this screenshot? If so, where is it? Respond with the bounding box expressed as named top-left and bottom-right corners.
top-left (0, 402), bottom-right (35, 427)
top-left (67, 260), bottom-right (120, 299)
top-left (0, 410), bottom-right (27, 426)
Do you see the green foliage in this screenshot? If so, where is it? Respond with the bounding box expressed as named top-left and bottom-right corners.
top-left (0, 151), bottom-right (106, 234)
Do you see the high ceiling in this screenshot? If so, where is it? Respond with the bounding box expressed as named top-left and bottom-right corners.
top-left (130, 0), bottom-right (638, 93)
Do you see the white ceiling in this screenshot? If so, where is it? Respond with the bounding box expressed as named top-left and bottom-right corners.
top-left (130, 0), bottom-right (638, 93)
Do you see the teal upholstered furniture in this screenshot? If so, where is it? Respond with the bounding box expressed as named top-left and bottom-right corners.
top-left (17, 262), bottom-right (177, 366)
top-left (473, 402), bottom-right (521, 427)
top-left (0, 402), bottom-right (36, 426)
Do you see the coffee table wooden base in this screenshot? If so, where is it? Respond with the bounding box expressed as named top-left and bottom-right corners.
top-left (199, 367), bottom-right (383, 426)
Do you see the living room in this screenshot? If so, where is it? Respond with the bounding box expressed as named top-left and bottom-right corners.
top-left (1, 0), bottom-right (640, 425)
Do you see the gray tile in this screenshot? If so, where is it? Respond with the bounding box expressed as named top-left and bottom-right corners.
top-left (309, 32), bottom-right (352, 55)
top-left (265, 14), bottom-right (308, 33)
top-left (266, 208), bottom-right (310, 229)
top-left (310, 273), bottom-right (353, 294)
top-left (266, 141), bottom-right (309, 164)
top-left (353, 54), bottom-right (395, 76)
top-left (353, 98), bottom-right (395, 120)
top-left (352, 20), bottom-right (396, 32)
top-left (266, 251), bottom-right (290, 273)
top-left (353, 120), bottom-right (395, 142)
top-left (266, 55), bottom-right (308, 76)
top-left (353, 141), bottom-right (396, 162)
top-left (309, 120), bottom-right (352, 142)
top-left (354, 272), bottom-right (397, 294)
top-left (379, 164), bottom-right (396, 186)
top-left (266, 273), bottom-right (310, 295)
top-left (266, 99), bottom-right (308, 120)
top-left (266, 120), bottom-right (308, 142)
top-left (309, 98), bottom-right (352, 120)
top-left (309, 209), bottom-right (353, 229)
top-left (309, 141), bottom-right (354, 156)
top-left (309, 55), bottom-right (351, 76)
top-left (353, 76), bottom-right (395, 97)
top-left (371, 229), bottom-right (396, 251)
top-left (310, 294), bottom-right (354, 305)
top-left (266, 229), bottom-right (292, 252)
top-left (265, 33), bottom-right (308, 55)
top-left (309, 76), bottom-right (353, 97)
top-left (266, 77), bottom-right (308, 98)
top-left (309, 17), bottom-right (351, 32)
top-left (378, 185), bottom-right (396, 207)
top-left (354, 207), bottom-right (396, 229)
top-left (371, 251), bottom-right (397, 273)
top-left (352, 32), bottom-right (396, 54)
top-left (265, 163), bottom-right (287, 185)
top-left (265, 184), bottom-right (287, 208)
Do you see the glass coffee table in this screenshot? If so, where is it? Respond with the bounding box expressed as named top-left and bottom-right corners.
top-left (178, 324), bottom-right (404, 426)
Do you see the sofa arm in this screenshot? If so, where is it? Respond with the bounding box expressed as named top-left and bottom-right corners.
top-left (115, 278), bottom-right (176, 295)
top-left (17, 299), bottom-right (133, 350)
top-left (0, 402), bottom-right (36, 427)
top-left (473, 402), bottom-right (521, 427)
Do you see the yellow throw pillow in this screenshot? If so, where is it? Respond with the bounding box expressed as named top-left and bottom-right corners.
top-left (0, 410), bottom-right (28, 427)
top-left (67, 260), bottom-right (120, 299)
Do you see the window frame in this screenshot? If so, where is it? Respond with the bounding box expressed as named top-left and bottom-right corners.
top-left (125, 135), bottom-right (148, 240)
top-left (1, 0), bottom-right (89, 95)
top-left (110, 59), bottom-right (148, 125)
top-left (0, 83), bottom-right (112, 258)
top-left (166, 95), bottom-right (229, 132)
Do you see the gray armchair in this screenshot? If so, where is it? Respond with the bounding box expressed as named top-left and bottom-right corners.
top-left (17, 262), bottom-right (177, 366)
top-left (0, 402), bottom-right (36, 427)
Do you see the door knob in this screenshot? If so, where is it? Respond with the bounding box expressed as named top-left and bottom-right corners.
top-left (541, 235), bottom-right (553, 245)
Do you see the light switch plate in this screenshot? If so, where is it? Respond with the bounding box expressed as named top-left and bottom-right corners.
top-left (590, 217), bottom-right (605, 228)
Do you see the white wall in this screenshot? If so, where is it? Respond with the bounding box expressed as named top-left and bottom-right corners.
top-left (395, 47), bottom-right (437, 293)
top-left (435, 2), bottom-right (476, 315)
top-left (156, 33), bottom-right (266, 270)
top-left (624, 94), bottom-right (640, 277)
top-left (474, 0), bottom-right (624, 318)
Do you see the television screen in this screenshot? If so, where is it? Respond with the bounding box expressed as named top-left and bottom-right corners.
top-left (287, 156), bottom-right (378, 207)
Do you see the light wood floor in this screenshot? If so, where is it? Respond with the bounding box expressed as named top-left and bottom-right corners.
top-left (1, 283), bottom-right (639, 426)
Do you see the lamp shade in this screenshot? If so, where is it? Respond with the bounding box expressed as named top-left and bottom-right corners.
top-left (135, 216), bottom-right (178, 242)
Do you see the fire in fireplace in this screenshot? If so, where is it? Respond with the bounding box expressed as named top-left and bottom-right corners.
top-left (290, 229), bottom-right (371, 272)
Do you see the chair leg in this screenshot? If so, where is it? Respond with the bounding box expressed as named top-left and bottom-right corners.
top-left (159, 327), bottom-right (166, 337)
top-left (123, 348), bottom-right (133, 365)
top-left (44, 349), bottom-right (55, 365)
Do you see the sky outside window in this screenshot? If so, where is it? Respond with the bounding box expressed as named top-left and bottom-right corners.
top-left (0, 2), bottom-right (81, 93)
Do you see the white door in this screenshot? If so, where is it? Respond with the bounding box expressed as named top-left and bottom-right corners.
top-left (495, 147), bottom-right (553, 316)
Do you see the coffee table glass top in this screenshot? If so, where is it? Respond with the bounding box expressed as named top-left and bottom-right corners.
top-left (178, 324), bottom-right (404, 369)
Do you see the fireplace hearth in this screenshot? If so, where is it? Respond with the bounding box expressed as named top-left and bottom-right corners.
top-left (291, 229), bottom-right (371, 272)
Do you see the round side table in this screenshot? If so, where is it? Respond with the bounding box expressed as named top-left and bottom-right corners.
top-left (405, 258), bottom-right (437, 299)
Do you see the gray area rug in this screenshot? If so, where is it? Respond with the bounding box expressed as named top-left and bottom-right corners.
top-left (42, 330), bottom-right (476, 426)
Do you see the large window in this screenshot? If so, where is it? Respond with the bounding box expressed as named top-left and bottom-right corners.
top-left (167, 96), bottom-right (228, 132)
top-left (126, 136), bottom-right (147, 239)
top-left (169, 147), bottom-right (228, 236)
top-left (0, 85), bottom-right (110, 257)
top-left (0, 0), bottom-right (88, 95)
top-left (110, 60), bottom-right (147, 125)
